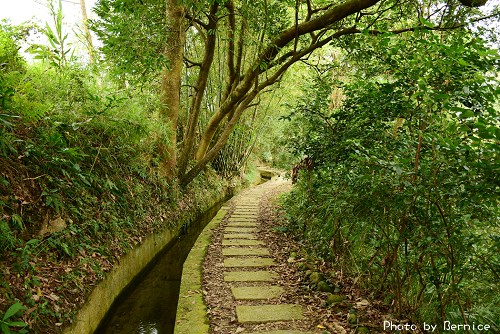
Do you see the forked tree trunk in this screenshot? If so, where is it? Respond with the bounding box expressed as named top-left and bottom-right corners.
top-left (159, 0), bottom-right (185, 179)
top-left (177, 3), bottom-right (219, 178)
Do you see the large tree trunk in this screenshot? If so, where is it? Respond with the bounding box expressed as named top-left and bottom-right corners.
top-left (159, 0), bottom-right (185, 179)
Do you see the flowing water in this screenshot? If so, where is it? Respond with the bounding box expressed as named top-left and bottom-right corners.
top-left (94, 201), bottom-right (225, 334)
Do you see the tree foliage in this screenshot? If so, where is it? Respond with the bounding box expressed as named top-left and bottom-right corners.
top-left (283, 28), bottom-right (499, 327)
top-left (91, 0), bottom-right (169, 79)
top-left (90, 0), bottom-right (499, 186)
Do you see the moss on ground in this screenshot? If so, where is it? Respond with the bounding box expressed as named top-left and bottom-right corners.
top-left (174, 208), bottom-right (228, 334)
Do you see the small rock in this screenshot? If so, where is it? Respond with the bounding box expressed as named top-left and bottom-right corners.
top-left (38, 216), bottom-right (67, 236)
top-left (310, 271), bottom-right (323, 284)
top-left (356, 299), bottom-right (370, 307)
top-left (326, 293), bottom-right (344, 305)
top-left (318, 280), bottom-right (333, 292)
top-left (305, 262), bottom-right (316, 270)
top-left (357, 326), bottom-right (370, 333)
top-left (347, 310), bottom-right (358, 324)
top-left (296, 262), bottom-right (307, 270)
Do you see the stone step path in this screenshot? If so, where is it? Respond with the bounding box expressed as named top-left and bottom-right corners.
top-left (220, 180), bottom-right (312, 333)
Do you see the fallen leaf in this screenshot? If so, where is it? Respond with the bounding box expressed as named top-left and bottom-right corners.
top-left (356, 299), bottom-right (370, 307)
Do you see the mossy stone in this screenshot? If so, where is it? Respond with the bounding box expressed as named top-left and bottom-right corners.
top-left (325, 293), bottom-right (344, 305)
top-left (309, 271), bottom-right (323, 284)
top-left (236, 304), bottom-right (303, 323)
top-left (247, 331), bottom-right (313, 334)
top-left (222, 247), bottom-right (269, 256)
top-left (317, 280), bottom-right (333, 293)
top-left (224, 257), bottom-right (275, 267)
top-left (347, 311), bottom-right (358, 324)
top-left (357, 326), bottom-right (370, 333)
top-left (296, 262), bottom-right (307, 271)
top-left (224, 271), bottom-right (277, 282)
top-left (305, 262), bottom-right (315, 270)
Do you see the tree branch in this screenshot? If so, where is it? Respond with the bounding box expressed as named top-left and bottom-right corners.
top-left (178, 2), bottom-right (220, 177)
top-left (181, 90), bottom-right (258, 187)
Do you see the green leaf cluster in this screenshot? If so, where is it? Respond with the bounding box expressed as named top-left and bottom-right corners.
top-left (283, 29), bottom-right (499, 327)
top-left (26, 0), bottom-right (74, 69)
top-left (91, 0), bottom-right (170, 81)
top-left (0, 302), bottom-right (27, 334)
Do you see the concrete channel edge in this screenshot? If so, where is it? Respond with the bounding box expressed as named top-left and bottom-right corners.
top-left (62, 190), bottom-right (233, 334)
top-left (174, 207), bottom-right (228, 334)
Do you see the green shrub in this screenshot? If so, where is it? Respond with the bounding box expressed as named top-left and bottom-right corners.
top-left (282, 30), bottom-right (499, 329)
top-left (0, 27), bottom-right (22, 114)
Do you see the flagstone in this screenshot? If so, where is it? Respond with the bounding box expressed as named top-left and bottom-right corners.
top-left (225, 227), bottom-right (257, 233)
top-left (222, 247), bottom-right (269, 256)
top-left (223, 233), bottom-right (257, 239)
top-left (226, 222), bottom-right (258, 227)
top-left (246, 331), bottom-right (313, 334)
top-left (222, 239), bottom-right (264, 246)
top-left (236, 304), bottom-right (303, 323)
top-left (224, 257), bottom-right (275, 267)
top-left (229, 218), bottom-right (257, 223)
top-left (224, 271), bottom-right (277, 282)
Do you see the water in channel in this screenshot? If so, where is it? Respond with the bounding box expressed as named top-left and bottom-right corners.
top-left (94, 201), bottom-right (225, 334)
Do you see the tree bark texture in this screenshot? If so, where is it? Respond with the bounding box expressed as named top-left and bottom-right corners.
top-left (159, 0), bottom-right (185, 179)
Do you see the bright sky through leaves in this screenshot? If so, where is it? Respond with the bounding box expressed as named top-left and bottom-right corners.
top-left (0, 0), bottom-right (98, 59)
top-left (1, 0), bottom-right (97, 24)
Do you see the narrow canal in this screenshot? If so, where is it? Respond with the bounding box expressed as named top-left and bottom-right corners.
top-left (94, 201), bottom-right (225, 334)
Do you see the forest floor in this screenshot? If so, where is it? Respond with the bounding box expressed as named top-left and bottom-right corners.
top-left (202, 179), bottom-right (412, 334)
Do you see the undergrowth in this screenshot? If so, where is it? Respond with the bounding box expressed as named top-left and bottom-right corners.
top-left (0, 24), bottom-right (235, 333)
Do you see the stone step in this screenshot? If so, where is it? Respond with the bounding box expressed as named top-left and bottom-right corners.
top-left (224, 233), bottom-right (257, 239)
top-left (224, 271), bottom-right (277, 282)
top-left (231, 286), bottom-right (284, 300)
top-left (222, 239), bottom-right (264, 246)
top-left (236, 304), bottom-right (303, 323)
top-left (228, 217), bottom-right (257, 222)
top-left (227, 222), bottom-right (258, 227)
top-left (246, 331), bottom-right (313, 334)
top-left (222, 247), bottom-right (269, 256)
top-left (232, 212), bottom-right (258, 216)
top-left (224, 257), bottom-right (275, 268)
top-left (225, 227), bottom-right (257, 233)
